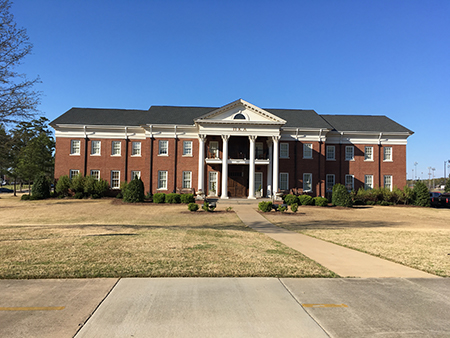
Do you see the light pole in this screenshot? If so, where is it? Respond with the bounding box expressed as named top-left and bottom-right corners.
top-left (414, 162), bottom-right (418, 181)
top-left (428, 167), bottom-right (432, 189)
top-left (446, 160), bottom-right (450, 179)
top-left (432, 168), bottom-right (436, 189)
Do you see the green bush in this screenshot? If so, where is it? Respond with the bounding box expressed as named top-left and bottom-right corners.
top-left (298, 195), bottom-right (314, 205)
top-left (166, 193), bottom-right (181, 204)
top-left (73, 192), bottom-right (84, 199)
top-left (145, 192), bottom-right (153, 201)
top-left (84, 175), bottom-right (97, 197)
top-left (153, 193), bottom-right (166, 203)
top-left (21, 194), bottom-right (30, 200)
top-left (188, 203), bottom-right (199, 212)
top-left (366, 200), bottom-right (376, 205)
top-left (313, 197), bottom-right (329, 207)
top-left (55, 175), bottom-right (71, 196)
top-left (445, 178), bottom-right (450, 193)
top-left (258, 201), bottom-right (273, 212)
top-left (278, 206), bottom-right (287, 213)
top-left (413, 180), bottom-right (430, 207)
top-left (31, 173), bottom-right (51, 200)
top-left (284, 194), bottom-right (299, 206)
top-left (290, 203), bottom-right (298, 213)
top-left (180, 193), bottom-right (195, 204)
top-left (94, 179), bottom-right (109, 197)
top-left (202, 202), bottom-right (215, 212)
top-left (123, 177), bottom-right (145, 203)
top-left (70, 174), bottom-right (85, 194)
top-left (332, 183), bottom-right (353, 207)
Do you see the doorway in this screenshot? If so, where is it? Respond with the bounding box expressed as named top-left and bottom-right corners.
top-left (227, 165), bottom-right (248, 198)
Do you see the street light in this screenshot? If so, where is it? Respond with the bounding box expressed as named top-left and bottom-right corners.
top-left (414, 162), bottom-right (418, 181)
top-left (428, 167), bottom-right (432, 189)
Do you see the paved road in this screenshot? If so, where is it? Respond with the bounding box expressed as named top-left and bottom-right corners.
top-left (2, 278), bottom-right (450, 337)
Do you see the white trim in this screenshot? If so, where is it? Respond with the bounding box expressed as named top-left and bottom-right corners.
top-left (69, 169), bottom-right (80, 178)
top-left (280, 143), bottom-right (289, 159)
top-left (303, 143), bottom-right (313, 159)
top-left (280, 172), bottom-right (289, 191)
top-left (364, 175), bottom-right (373, 190)
top-left (384, 175), bottom-right (393, 191)
top-left (303, 173), bottom-right (312, 192)
top-left (326, 145), bottom-right (335, 160)
top-left (326, 174), bottom-right (335, 192)
top-left (90, 170), bottom-right (100, 180)
top-left (364, 146), bottom-right (373, 161)
top-left (158, 170), bottom-right (168, 190)
top-left (70, 140), bottom-right (81, 155)
top-left (131, 141), bottom-right (141, 156)
top-left (383, 146), bottom-right (393, 162)
top-left (345, 146), bottom-right (354, 161)
top-left (182, 171), bottom-right (192, 189)
top-left (158, 140), bottom-right (168, 156)
top-left (111, 170), bottom-right (120, 189)
top-left (111, 141), bottom-right (121, 156)
top-left (182, 140), bottom-right (193, 156)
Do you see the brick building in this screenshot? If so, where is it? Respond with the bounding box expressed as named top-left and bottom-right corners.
top-left (50, 99), bottom-right (413, 199)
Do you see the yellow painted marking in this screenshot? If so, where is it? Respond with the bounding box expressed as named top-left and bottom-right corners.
top-left (0, 306), bottom-right (65, 311)
top-left (302, 304), bottom-right (348, 308)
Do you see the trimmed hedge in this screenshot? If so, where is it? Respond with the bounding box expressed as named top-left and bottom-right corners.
top-left (284, 194), bottom-right (299, 206)
top-left (153, 193), bottom-right (166, 204)
top-left (166, 193), bottom-right (181, 204)
top-left (313, 196), bottom-right (329, 207)
top-left (188, 203), bottom-right (199, 211)
top-left (180, 193), bottom-right (195, 204)
top-left (55, 175), bottom-right (71, 196)
top-left (290, 203), bottom-right (298, 213)
top-left (298, 195), bottom-right (314, 206)
top-left (258, 201), bottom-right (273, 212)
top-left (332, 183), bottom-right (353, 207)
top-left (123, 177), bottom-right (145, 203)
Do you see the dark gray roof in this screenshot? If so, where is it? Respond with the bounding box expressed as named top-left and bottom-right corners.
top-left (266, 109), bottom-right (332, 129)
top-left (320, 115), bottom-right (413, 134)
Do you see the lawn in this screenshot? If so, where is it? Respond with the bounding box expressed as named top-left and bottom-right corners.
top-left (0, 194), bottom-right (335, 279)
top-left (264, 205), bottom-right (450, 277)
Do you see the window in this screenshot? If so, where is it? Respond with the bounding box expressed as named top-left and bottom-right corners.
top-left (159, 140), bottom-right (168, 155)
top-left (132, 142), bottom-right (141, 156)
top-left (255, 172), bottom-right (263, 194)
top-left (326, 174), bottom-right (335, 192)
top-left (345, 174), bottom-right (354, 191)
top-left (255, 142), bottom-right (264, 159)
top-left (365, 175), bottom-right (373, 190)
top-left (303, 173), bottom-right (312, 192)
top-left (364, 147), bottom-right (373, 161)
top-left (280, 173), bottom-right (289, 191)
top-left (158, 171), bottom-right (167, 189)
top-left (131, 171), bottom-right (141, 180)
top-left (182, 171), bottom-right (192, 189)
top-left (209, 141), bottom-right (219, 158)
top-left (345, 146), bottom-right (354, 161)
top-left (209, 171), bottom-right (218, 195)
top-left (91, 141), bottom-right (101, 155)
top-left (70, 169), bottom-right (80, 178)
top-left (384, 175), bottom-right (392, 191)
top-left (183, 141), bottom-right (192, 156)
top-left (280, 143), bottom-right (289, 158)
top-left (384, 147), bottom-right (392, 161)
top-left (112, 141), bottom-right (121, 156)
top-left (111, 170), bottom-right (120, 189)
top-left (326, 146), bottom-right (335, 160)
top-left (70, 140), bottom-right (80, 155)
top-left (90, 170), bottom-right (100, 180)
top-left (303, 143), bottom-right (313, 159)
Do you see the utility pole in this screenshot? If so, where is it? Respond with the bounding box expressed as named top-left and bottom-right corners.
top-left (428, 167), bottom-right (432, 189)
top-left (432, 168), bottom-right (436, 189)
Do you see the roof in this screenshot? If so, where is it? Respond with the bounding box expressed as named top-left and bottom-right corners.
top-left (320, 115), bottom-right (413, 134)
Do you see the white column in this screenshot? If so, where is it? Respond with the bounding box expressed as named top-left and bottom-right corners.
top-left (267, 139), bottom-right (273, 197)
top-left (248, 135), bottom-right (257, 199)
top-left (272, 135), bottom-right (280, 198)
top-left (221, 135), bottom-right (229, 199)
top-left (198, 134), bottom-right (206, 193)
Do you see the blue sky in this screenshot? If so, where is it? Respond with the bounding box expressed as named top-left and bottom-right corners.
top-left (12, 0), bottom-right (450, 179)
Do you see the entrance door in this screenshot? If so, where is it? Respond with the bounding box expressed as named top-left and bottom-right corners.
top-left (227, 165), bottom-right (248, 198)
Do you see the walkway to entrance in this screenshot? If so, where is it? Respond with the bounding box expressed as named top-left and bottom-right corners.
top-left (223, 202), bottom-right (438, 278)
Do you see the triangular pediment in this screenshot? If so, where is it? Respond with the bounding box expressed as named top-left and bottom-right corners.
top-left (194, 99), bottom-right (286, 125)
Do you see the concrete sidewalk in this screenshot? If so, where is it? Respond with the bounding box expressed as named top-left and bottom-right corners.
top-left (231, 204), bottom-right (438, 278)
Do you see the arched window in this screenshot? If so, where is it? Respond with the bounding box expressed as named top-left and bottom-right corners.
top-left (234, 113), bottom-right (246, 120)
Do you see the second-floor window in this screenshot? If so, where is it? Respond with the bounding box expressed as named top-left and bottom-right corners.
top-left (364, 147), bottom-right (373, 161)
top-left (209, 141), bottom-right (219, 158)
top-left (280, 143), bottom-right (289, 158)
top-left (71, 140), bottom-right (80, 155)
top-left (112, 141), bottom-right (121, 156)
top-left (132, 142), bottom-right (141, 156)
top-left (345, 146), bottom-right (354, 161)
top-left (91, 141), bottom-right (101, 155)
top-left (384, 147), bottom-right (392, 161)
top-left (303, 143), bottom-right (313, 159)
top-left (183, 141), bottom-right (192, 156)
top-left (159, 140), bottom-right (168, 155)
top-left (326, 146), bottom-right (335, 160)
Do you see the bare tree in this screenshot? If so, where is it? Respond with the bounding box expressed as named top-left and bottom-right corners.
top-left (0, 0), bottom-right (40, 125)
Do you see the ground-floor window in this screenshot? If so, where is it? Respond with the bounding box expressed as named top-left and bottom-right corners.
top-left (209, 171), bottom-right (217, 195)
top-left (70, 169), bottom-right (80, 178)
top-left (280, 172), bottom-right (289, 191)
top-left (384, 175), bottom-right (392, 191)
top-left (90, 170), bottom-right (100, 180)
top-left (158, 171), bottom-right (167, 189)
top-left (182, 171), bottom-right (192, 189)
top-left (111, 170), bottom-right (120, 189)
top-left (131, 171), bottom-right (141, 180)
top-left (255, 172), bottom-right (263, 194)
top-left (365, 175), bottom-right (373, 190)
top-left (326, 174), bottom-right (335, 192)
top-left (303, 173), bottom-right (312, 192)
top-left (345, 174), bottom-right (354, 191)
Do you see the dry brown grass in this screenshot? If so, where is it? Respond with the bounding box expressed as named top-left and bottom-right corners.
top-left (264, 205), bottom-right (450, 277)
top-left (0, 195), bottom-right (335, 279)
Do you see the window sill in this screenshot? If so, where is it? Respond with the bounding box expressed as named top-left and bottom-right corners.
top-left (364, 159), bottom-right (374, 162)
top-left (345, 159), bottom-right (355, 161)
top-left (182, 154), bottom-right (193, 157)
top-left (70, 153), bottom-right (80, 156)
top-left (383, 160), bottom-right (393, 162)
top-left (158, 154), bottom-right (168, 156)
top-left (90, 154), bottom-right (101, 156)
top-left (131, 155), bottom-right (142, 157)
top-left (111, 155), bottom-right (122, 157)
top-left (303, 157), bottom-right (313, 160)
top-left (326, 158), bottom-right (335, 161)
top-left (157, 188), bottom-right (168, 191)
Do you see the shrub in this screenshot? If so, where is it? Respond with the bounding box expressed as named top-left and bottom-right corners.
top-left (188, 203), bottom-right (199, 212)
top-left (166, 193), bottom-right (181, 204)
top-left (332, 183), bottom-right (353, 207)
top-left (380, 201), bottom-right (392, 206)
top-left (413, 180), bottom-right (430, 207)
top-left (366, 200), bottom-right (376, 205)
top-left (445, 178), bottom-right (450, 193)
top-left (91, 194), bottom-right (100, 199)
top-left (94, 179), bottom-right (109, 197)
top-left (145, 192), bottom-right (153, 201)
top-left (202, 202), bottom-right (215, 212)
top-left (70, 174), bottom-right (85, 194)
top-left (153, 193), bottom-right (166, 203)
top-left (123, 177), bottom-right (145, 203)
top-left (290, 203), bottom-right (298, 213)
top-left (258, 201), bottom-right (273, 212)
top-left (84, 175), bottom-right (97, 197)
top-left (298, 195), bottom-right (314, 206)
top-left (180, 193), bottom-right (195, 204)
top-left (278, 206), bottom-right (287, 213)
top-left (403, 185), bottom-right (415, 205)
top-left (21, 194), bottom-right (30, 200)
top-left (31, 173), bottom-right (51, 200)
top-left (73, 192), bottom-right (84, 199)
top-left (313, 197), bottom-right (329, 207)
top-left (284, 194), bottom-right (299, 206)
top-left (55, 175), bottom-right (71, 196)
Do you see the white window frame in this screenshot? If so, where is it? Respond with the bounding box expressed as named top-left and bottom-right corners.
top-left (183, 141), bottom-right (193, 156)
top-left (345, 146), bottom-right (354, 161)
top-left (91, 140), bottom-right (101, 155)
top-left (365, 175), bottom-right (373, 190)
top-left (131, 171), bottom-right (141, 180)
top-left (182, 171), bottom-right (192, 189)
top-left (111, 141), bottom-right (121, 156)
top-left (364, 146), bottom-right (373, 161)
top-left (303, 173), bottom-right (312, 192)
top-left (345, 174), bottom-right (354, 191)
top-left (70, 169), bottom-right (80, 178)
top-left (208, 171), bottom-right (218, 195)
top-left (158, 171), bottom-right (168, 190)
top-left (255, 172), bottom-right (263, 194)
top-left (326, 174), bottom-right (335, 192)
top-left (384, 175), bottom-right (393, 191)
top-left (131, 142), bottom-right (141, 156)
top-left (280, 172), bottom-right (289, 191)
top-left (90, 170), bottom-right (100, 180)
top-left (111, 170), bottom-right (120, 189)
top-left (326, 146), bottom-right (335, 160)
top-left (209, 141), bottom-right (219, 158)
top-left (159, 140), bottom-right (168, 156)
top-left (70, 140), bottom-right (80, 155)
top-left (383, 147), bottom-right (392, 161)
top-left (303, 143), bottom-right (313, 159)
top-left (280, 143), bottom-right (289, 159)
